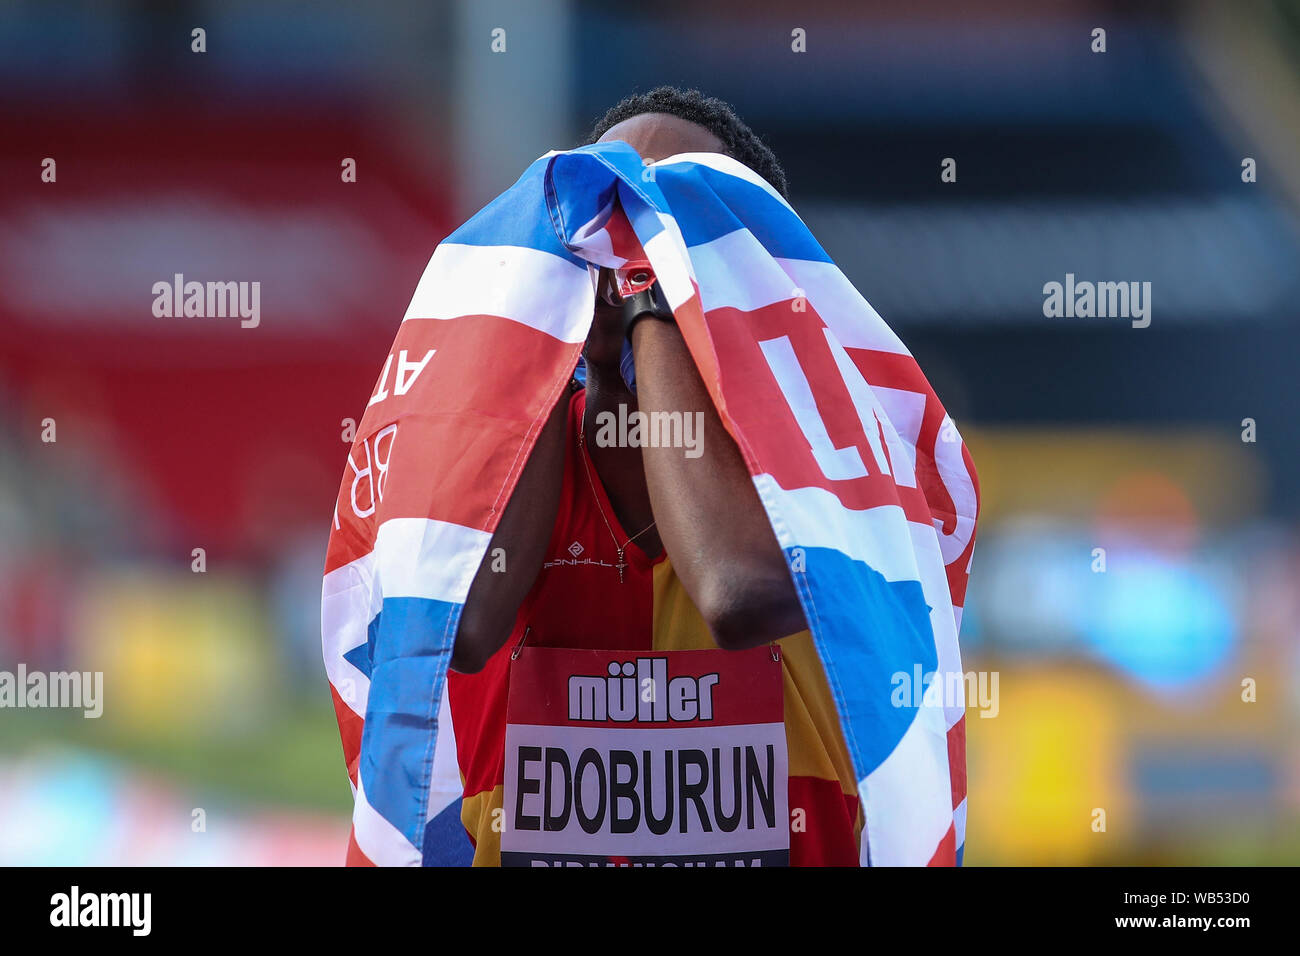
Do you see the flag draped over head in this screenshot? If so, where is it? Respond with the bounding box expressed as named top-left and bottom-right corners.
top-left (321, 141), bottom-right (980, 867)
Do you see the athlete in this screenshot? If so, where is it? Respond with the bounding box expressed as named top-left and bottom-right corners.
top-left (446, 88), bottom-right (862, 866)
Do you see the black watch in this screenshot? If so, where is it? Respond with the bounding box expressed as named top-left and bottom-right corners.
top-left (603, 262), bottom-right (675, 342)
top-left (620, 279), bottom-right (675, 342)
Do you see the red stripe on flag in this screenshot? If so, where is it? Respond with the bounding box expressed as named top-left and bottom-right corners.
top-left (345, 826), bottom-right (376, 867)
top-left (325, 313), bottom-right (581, 573)
top-left (947, 713), bottom-right (967, 809)
top-left (926, 823), bottom-right (957, 866)
top-left (329, 683), bottom-right (364, 787)
top-left (603, 204), bottom-right (645, 263)
top-left (700, 300), bottom-right (936, 526)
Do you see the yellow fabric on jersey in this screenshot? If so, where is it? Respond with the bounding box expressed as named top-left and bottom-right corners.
top-left (651, 559), bottom-right (861, 801)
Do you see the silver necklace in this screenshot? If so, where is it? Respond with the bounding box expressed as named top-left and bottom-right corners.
top-left (578, 406), bottom-right (656, 583)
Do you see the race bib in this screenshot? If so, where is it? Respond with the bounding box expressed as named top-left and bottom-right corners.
top-left (501, 645), bottom-right (789, 867)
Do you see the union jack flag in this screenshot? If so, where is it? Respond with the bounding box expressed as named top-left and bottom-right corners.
top-left (322, 141), bottom-right (979, 866)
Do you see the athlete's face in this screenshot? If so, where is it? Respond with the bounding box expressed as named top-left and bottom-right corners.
top-left (585, 114), bottom-right (725, 371)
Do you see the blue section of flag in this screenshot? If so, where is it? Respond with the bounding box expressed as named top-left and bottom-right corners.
top-left (358, 595), bottom-right (459, 850)
top-left (545, 142), bottom-right (828, 263)
top-left (423, 799), bottom-right (475, 866)
top-left (653, 162), bottom-right (831, 262)
top-left (546, 146), bottom-right (624, 249)
top-left (617, 180), bottom-right (670, 245)
top-left (342, 614), bottom-right (380, 681)
top-left (547, 141), bottom-right (671, 249)
top-left (789, 546), bottom-right (938, 779)
top-left (447, 155), bottom-right (586, 266)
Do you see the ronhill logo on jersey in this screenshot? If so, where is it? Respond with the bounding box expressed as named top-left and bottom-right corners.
top-left (568, 658), bottom-right (719, 723)
top-left (502, 645), bottom-right (789, 866)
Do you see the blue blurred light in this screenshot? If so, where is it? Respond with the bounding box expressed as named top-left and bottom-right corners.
top-left (1083, 554), bottom-right (1235, 690)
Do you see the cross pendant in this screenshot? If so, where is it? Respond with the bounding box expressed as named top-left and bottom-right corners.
top-left (616, 548), bottom-right (626, 584)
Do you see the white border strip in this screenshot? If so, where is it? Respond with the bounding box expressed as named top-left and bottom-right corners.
top-left (402, 243), bottom-right (593, 343)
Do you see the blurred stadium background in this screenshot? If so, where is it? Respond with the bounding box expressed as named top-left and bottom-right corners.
top-left (1, 0), bottom-right (1297, 865)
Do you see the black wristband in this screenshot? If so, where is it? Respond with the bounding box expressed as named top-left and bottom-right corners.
top-left (620, 278), bottom-right (675, 342)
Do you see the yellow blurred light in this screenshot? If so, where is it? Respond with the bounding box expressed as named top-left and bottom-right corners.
top-left (966, 662), bottom-right (1130, 864)
top-left (71, 568), bottom-right (274, 738)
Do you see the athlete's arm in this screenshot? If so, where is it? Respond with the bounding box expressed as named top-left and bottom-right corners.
top-left (450, 390), bottom-right (568, 673)
top-left (631, 318), bottom-right (806, 649)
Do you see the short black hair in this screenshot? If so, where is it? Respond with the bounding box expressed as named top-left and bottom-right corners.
top-left (585, 86), bottom-right (789, 199)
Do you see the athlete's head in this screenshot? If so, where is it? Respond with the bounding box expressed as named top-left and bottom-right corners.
top-left (585, 86), bottom-right (789, 199)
